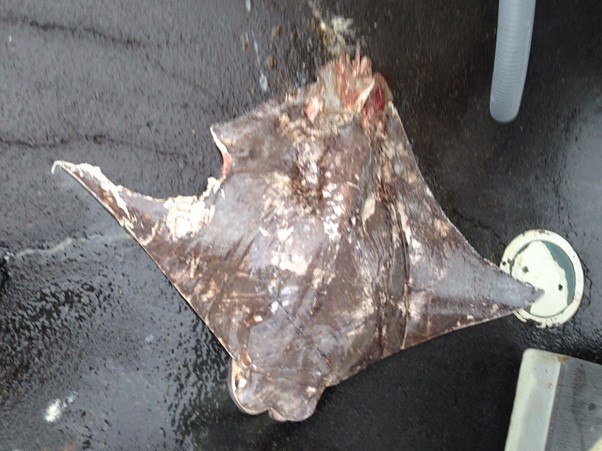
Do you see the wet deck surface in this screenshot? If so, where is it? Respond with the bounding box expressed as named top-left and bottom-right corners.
top-left (1, 1), bottom-right (601, 449)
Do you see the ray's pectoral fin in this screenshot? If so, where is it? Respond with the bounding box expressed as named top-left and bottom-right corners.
top-left (402, 237), bottom-right (543, 349)
top-left (52, 160), bottom-right (169, 245)
top-left (385, 116), bottom-right (544, 349)
top-left (51, 159), bottom-right (231, 336)
top-left (51, 160), bottom-right (224, 300)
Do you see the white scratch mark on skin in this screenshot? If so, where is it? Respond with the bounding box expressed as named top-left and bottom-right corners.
top-left (322, 187), bottom-right (345, 241)
top-left (323, 220), bottom-right (339, 241)
top-left (164, 200), bottom-right (213, 239)
top-left (361, 194), bottom-right (376, 224)
top-left (346, 328), bottom-right (358, 338)
top-left (112, 189), bottom-right (130, 217)
top-left (138, 222), bottom-right (160, 247)
top-left (12, 231), bottom-right (130, 261)
top-left (245, 0), bottom-right (251, 12)
top-left (164, 177), bottom-right (221, 239)
top-left (271, 252), bottom-right (309, 275)
top-left (281, 286), bottom-right (298, 296)
top-left (277, 226), bottom-right (294, 242)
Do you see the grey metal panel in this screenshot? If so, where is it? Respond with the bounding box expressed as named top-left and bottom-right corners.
top-left (547, 358), bottom-right (602, 451)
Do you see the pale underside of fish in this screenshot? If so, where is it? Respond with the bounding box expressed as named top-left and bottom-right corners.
top-left (53, 50), bottom-right (542, 422)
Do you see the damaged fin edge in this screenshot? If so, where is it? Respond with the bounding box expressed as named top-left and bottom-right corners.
top-left (51, 160), bottom-right (135, 226)
top-left (228, 359), bottom-right (322, 422)
top-left (210, 126), bottom-right (232, 179)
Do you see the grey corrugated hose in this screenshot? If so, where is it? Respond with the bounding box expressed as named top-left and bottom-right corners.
top-left (490, 0), bottom-right (537, 123)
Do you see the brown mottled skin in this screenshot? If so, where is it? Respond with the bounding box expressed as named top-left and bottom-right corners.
top-left (53, 52), bottom-right (542, 421)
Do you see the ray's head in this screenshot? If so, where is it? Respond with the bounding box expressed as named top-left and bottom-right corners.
top-left (306, 46), bottom-right (392, 132)
top-left (314, 45), bottom-right (375, 115)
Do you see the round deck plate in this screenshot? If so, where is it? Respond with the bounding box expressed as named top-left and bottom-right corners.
top-left (500, 230), bottom-right (584, 328)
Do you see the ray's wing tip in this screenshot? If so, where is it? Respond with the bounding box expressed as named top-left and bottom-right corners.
top-left (494, 283), bottom-right (544, 319)
top-left (527, 285), bottom-right (546, 307)
top-left (51, 160), bottom-right (112, 185)
top-left (51, 160), bottom-right (104, 179)
top-left (512, 271), bottom-right (546, 306)
top-left (51, 159), bottom-right (71, 175)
